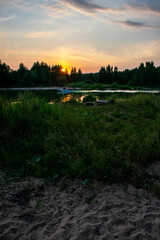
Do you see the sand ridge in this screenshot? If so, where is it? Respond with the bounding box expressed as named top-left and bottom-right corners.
top-left (1, 174), bottom-right (160, 240)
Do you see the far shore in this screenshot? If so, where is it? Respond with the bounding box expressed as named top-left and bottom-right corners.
top-left (0, 87), bottom-right (160, 94)
top-left (0, 87), bottom-right (75, 91)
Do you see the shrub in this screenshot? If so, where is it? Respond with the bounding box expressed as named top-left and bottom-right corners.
top-left (83, 94), bottom-right (97, 103)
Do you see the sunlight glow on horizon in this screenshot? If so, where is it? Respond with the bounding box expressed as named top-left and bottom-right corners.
top-left (0, 0), bottom-right (160, 73)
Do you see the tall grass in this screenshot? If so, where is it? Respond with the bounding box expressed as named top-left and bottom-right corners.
top-left (0, 93), bottom-right (160, 183)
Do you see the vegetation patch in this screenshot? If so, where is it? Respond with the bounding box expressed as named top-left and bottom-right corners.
top-left (83, 94), bottom-right (97, 103)
top-left (0, 93), bottom-right (160, 186)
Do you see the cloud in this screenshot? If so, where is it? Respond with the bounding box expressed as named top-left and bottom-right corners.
top-left (0, 16), bottom-right (16, 23)
top-left (1, 0), bottom-right (160, 15)
top-left (63, 0), bottom-right (109, 14)
top-left (1, 0), bottom-right (160, 30)
top-left (0, 0), bottom-right (108, 15)
top-left (62, 0), bottom-right (160, 15)
top-left (127, 0), bottom-right (160, 14)
top-left (118, 20), bottom-right (160, 29)
top-left (122, 20), bottom-right (146, 28)
top-left (27, 31), bottom-right (57, 38)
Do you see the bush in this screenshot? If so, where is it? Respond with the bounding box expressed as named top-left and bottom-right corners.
top-left (83, 94), bottom-right (97, 103)
top-left (111, 82), bottom-right (120, 88)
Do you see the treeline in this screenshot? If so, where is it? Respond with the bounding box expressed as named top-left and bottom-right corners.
top-left (0, 61), bottom-right (82, 87)
top-left (0, 60), bottom-right (160, 87)
top-left (83, 62), bottom-right (160, 87)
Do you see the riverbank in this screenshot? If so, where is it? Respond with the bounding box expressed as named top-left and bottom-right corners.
top-left (67, 81), bottom-right (160, 91)
top-left (1, 163), bottom-right (160, 240)
top-left (0, 87), bottom-right (159, 94)
top-left (0, 87), bottom-right (74, 91)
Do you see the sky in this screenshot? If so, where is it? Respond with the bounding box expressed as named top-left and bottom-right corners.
top-left (0, 0), bottom-right (160, 73)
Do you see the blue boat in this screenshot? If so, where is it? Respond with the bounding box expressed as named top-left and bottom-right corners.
top-left (57, 89), bottom-right (74, 94)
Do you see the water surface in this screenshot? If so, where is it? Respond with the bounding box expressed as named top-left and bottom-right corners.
top-left (0, 88), bottom-right (159, 103)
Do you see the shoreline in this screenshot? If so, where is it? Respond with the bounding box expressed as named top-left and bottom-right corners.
top-left (0, 87), bottom-right (73, 91)
top-left (0, 87), bottom-right (160, 94)
top-left (1, 175), bottom-right (160, 240)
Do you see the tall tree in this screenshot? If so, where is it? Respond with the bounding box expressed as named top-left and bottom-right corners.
top-left (139, 63), bottom-right (146, 86)
top-left (156, 67), bottom-right (160, 86)
top-left (98, 67), bottom-right (106, 83)
top-left (77, 68), bottom-right (82, 82)
top-left (51, 65), bottom-right (62, 85)
top-left (31, 62), bottom-right (51, 86)
top-left (106, 64), bottom-right (113, 84)
top-left (70, 67), bottom-right (78, 82)
top-left (145, 61), bottom-right (156, 86)
top-left (0, 60), bottom-right (11, 87)
top-left (18, 63), bottom-right (28, 85)
top-left (112, 66), bottom-right (118, 84)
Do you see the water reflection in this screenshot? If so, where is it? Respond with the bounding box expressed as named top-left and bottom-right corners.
top-left (61, 94), bottom-right (85, 103)
top-left (61, 95), bottom-right (72, 102)
top-left (60, 92), bottom-right (131, 103)
top-left (1, 89), bottom-right (160, 104)
top-left (75, 89), bottom-right (160, 93)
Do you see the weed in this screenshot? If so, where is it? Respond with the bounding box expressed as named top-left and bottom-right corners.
top-left (83, 94), bottom-right (96, 103)
top-left (84, 193), bottom-right (96, 204)
top-left (58, 182), bottom-right (69, 191)
top-left (123, 185), bottom-right (129, 191)
top-left (36, 200), bottom-right (43, 208)
top-left (151, 184), bottom-right (160, 199)
top-left (134, 190), bottom-right (139, 198)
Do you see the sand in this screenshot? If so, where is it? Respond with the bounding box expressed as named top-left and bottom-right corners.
top-left (1, 164), bottom-right (160, 240)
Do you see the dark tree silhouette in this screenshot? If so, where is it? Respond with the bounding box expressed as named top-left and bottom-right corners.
top-left (30, 62), bottom-right (51, 86)
top-left (98, 67), bottom-right (106, 83)
top-left (0, 60), bottom-right (11, 87)
top-left (0, 60), bottom-right (159, 88)
top-left (106, 64), bottom-right (113, 84)
top-left (51, 65), bottom-right (62, 85)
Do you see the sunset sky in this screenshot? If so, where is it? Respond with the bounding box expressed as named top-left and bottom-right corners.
top-left (0, 0), bottom-right (160, 73)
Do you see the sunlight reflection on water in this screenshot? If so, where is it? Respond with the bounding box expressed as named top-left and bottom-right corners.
top-left (61, 94), bottom-right (85, 103)
top-left (74, 90), bottom-right (160, 94)
top-left (4, 88), bottom-right (160, 105)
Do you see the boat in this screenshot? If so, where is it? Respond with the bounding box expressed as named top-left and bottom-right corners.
top-left (57, 88), bottom-right (74, 94)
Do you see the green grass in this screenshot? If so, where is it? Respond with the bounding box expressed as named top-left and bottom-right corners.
top-left (83, 94), bottom-right (97, 102)
top-left (0, 92), bottom-right (160, 185)
top-left (67, 82), bottom-right (108, 89)
top-left (66, 81), bottom-right (149, 90)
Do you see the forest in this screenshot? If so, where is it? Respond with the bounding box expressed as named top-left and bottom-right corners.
top-left (0, 60), bottom-right (160, 88)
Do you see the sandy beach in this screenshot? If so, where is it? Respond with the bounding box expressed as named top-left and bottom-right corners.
top-left (1, 163), bottom-right (160, 240)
